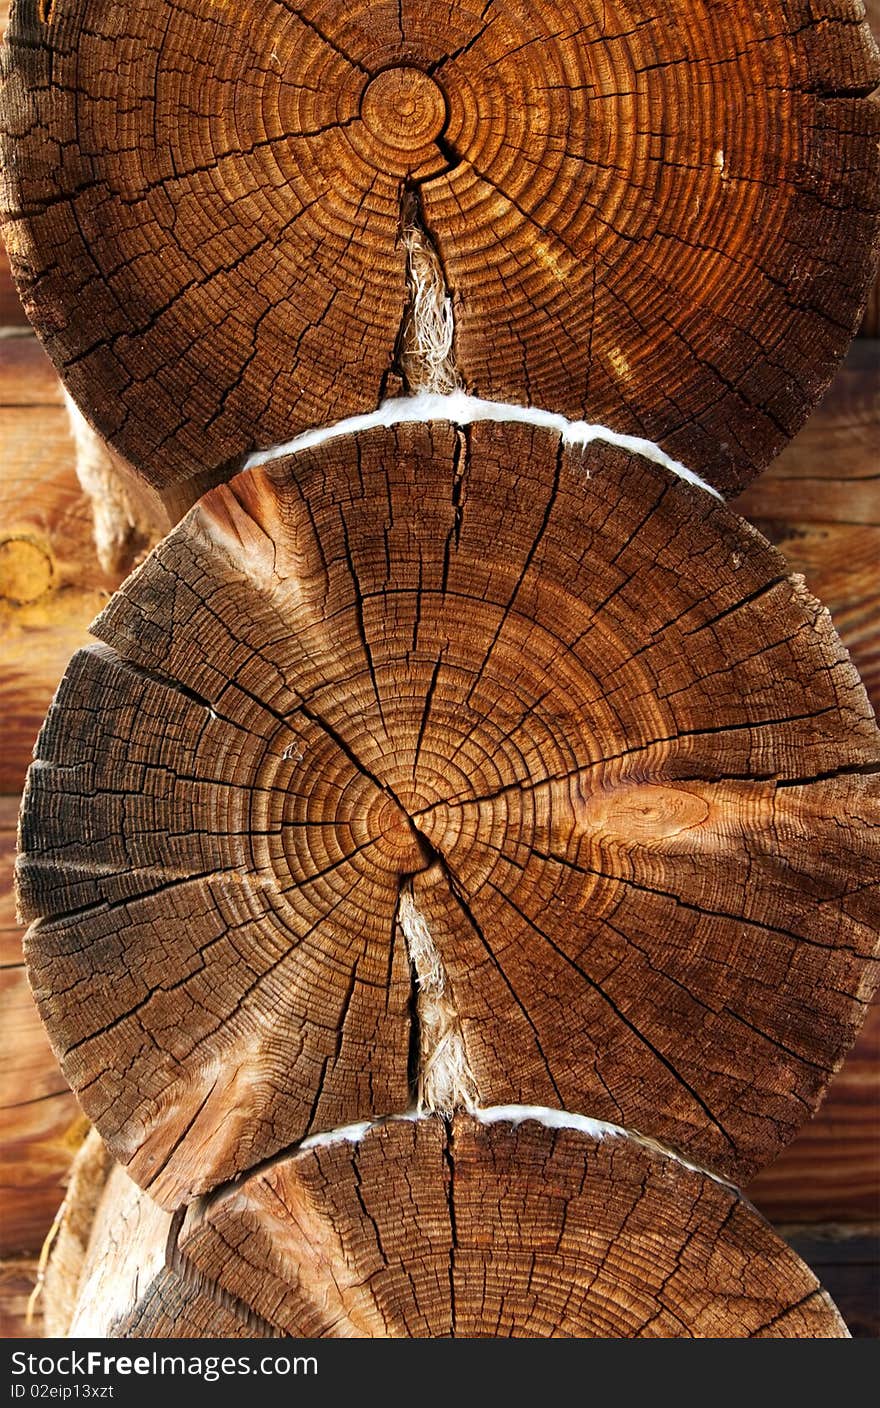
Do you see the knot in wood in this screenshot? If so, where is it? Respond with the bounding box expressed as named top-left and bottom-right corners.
top-left (359, 67), bottom-right (447, 165)
top-left (0, 537), bottom-right (53, 604)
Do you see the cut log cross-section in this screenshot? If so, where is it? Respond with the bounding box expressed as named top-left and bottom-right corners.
top-left (58, 1113), bottom-right (850, 1338)
top-left (18, 420), bottom-right (880, 1209)
top-left (1, 0), bottom-right (879, 493)
top-left (4, 0), bottom-right (880, 1344)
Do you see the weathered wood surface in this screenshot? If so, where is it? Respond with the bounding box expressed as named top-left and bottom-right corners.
top-left (0, 4), bottom-right (26, 326)
top-left (0, 796), bottom-right (84, 1256)
top-left (734, 342), bottom-right (879, 710)
top-left (735, 342), bottom-right (880, 523)
top-left (2, 0), bottom-right (878, 495)
top-left (17, 420), bottom-right (880, 1205)
top-left (65, 1165), bottom-right (260, 1339)
top-left (861, 0), bottom-right (880, 338)
top-left (0, 334), bottom-right (872, 834)
top-left (0, 339), bottom-right (876, 1300)
top-left (741, 341), bottom-right (879, 1231)
top-left (39, 1129), bottom-right (115, 1338)
top-left (58, 1114), bottom-right (847, 1338)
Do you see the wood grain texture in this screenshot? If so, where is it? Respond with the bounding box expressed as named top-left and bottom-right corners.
top-left (0, 1257), bottom-right (40, 1338)
top-left (0, 795), bottom-right (83, 1256)
top-left (783, 1226), bottom-right (880, 1339)
top-left (57, 1115), bottom-right (848, 1338)
top-left (1, 0), bottom-right (878, 495)
top-left (859, 0), bottom-right (880, 336)
top-left (167, 1113), bottom-right (847, 1338)
top-left (17, 421), bottom-right (880, 1203)
top-left (750, 1003), bottom-right (880, 1223)
top-left (40, 1127), bottom-right (112, 1337)
top-left (0, 3), bottom-right (26, 325)
top-left (735, 342), bottom-right (880, 525)
top-left (0, 333), bottom-right (166, 792)
top-left (65, 1164), bottom-right (261, 1339)
top-left (735, 341), bottom-right (880, 711)
top-left (740, 340), bottom-right (878, 1229)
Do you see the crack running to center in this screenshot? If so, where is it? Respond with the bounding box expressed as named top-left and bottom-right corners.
top-left (395, 184), bottom-right (460, 395)
top-left (397, 879), bottom-right (478, 1117)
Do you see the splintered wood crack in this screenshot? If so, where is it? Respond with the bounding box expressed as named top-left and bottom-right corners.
top-left (396, 187), bottom-right (460, 395)
top-left (397, 881), bottom-right (477, 1116)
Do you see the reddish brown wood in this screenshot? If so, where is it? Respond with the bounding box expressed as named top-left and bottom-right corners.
top-left (1, 1), bottom-right (878, 494)
top-left (750, 1001), bottom-right (880, 1223)
top-left (734, 342), bottom-right (880, 713)
top-left (0, 1258), bottom-right (40, 1338)
top-left (735, 342), bottom-right (880, 527)
top-left (0, 334), bottom-right (166, 792)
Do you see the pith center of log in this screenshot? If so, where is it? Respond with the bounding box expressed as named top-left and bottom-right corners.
top-left (357, 791), bottom-right (434, 874)
top-left (360, 67), bottom-right (448, 161)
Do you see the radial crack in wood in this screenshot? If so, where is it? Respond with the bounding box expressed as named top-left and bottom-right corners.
top-left (1, 1), bottom-right (878, 493)
top-left (63, 1114), bottom-right (850, 1338)
top-left (17, 422), bottom-right (880, 1203)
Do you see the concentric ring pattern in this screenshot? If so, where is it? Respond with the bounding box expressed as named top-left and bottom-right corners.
top-left (1, 0), bottom-right (878, 492)
top-left (17, 422), bottom-right (880, 1205)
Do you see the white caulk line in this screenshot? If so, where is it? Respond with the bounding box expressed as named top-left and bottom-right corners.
top-left (244, 391), bottom-right (723, 501)
top-left (296, 1103), bottom-right (737, 1190)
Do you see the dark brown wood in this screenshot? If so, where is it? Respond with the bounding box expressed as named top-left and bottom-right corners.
top-left (750, 1001), bottom-right (880, 1223)
top-left (0, 5), bottom-right (27, 326)
top-left (735, 341), bottom-right (880, 527)
top-left (783, 1226), bottom-right (880, 1339)
top-left (734, 341), bottom-right (880, 712)
top-left (17, 421), bottom-right (880, 1204)
top-left (170, 1114), bottom-right (848, 1337)
top-left (860, 0), bottom-right (880, 337)
top-left (2, 1), bottom-right (878, 495)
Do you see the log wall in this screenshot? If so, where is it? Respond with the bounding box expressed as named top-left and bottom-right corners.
top-left (0, 0), bottom-right (877, 1316)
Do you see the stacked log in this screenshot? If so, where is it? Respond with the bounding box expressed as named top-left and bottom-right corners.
top-left (1, 0), bottom-right (879, 1338)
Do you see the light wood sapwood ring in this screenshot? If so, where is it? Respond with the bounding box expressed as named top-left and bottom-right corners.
top-left (17, 421), bottom-right (880, 1206)
top-left (1, 0), bottom-right (878, 494)
top-left (66, 1114), bottom-right (849, 1338)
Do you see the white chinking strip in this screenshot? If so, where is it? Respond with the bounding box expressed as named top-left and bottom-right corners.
top-left (296, 1103), bottom-right (736, 1189)
top-left (244, 391), bottom-right (722, 500)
